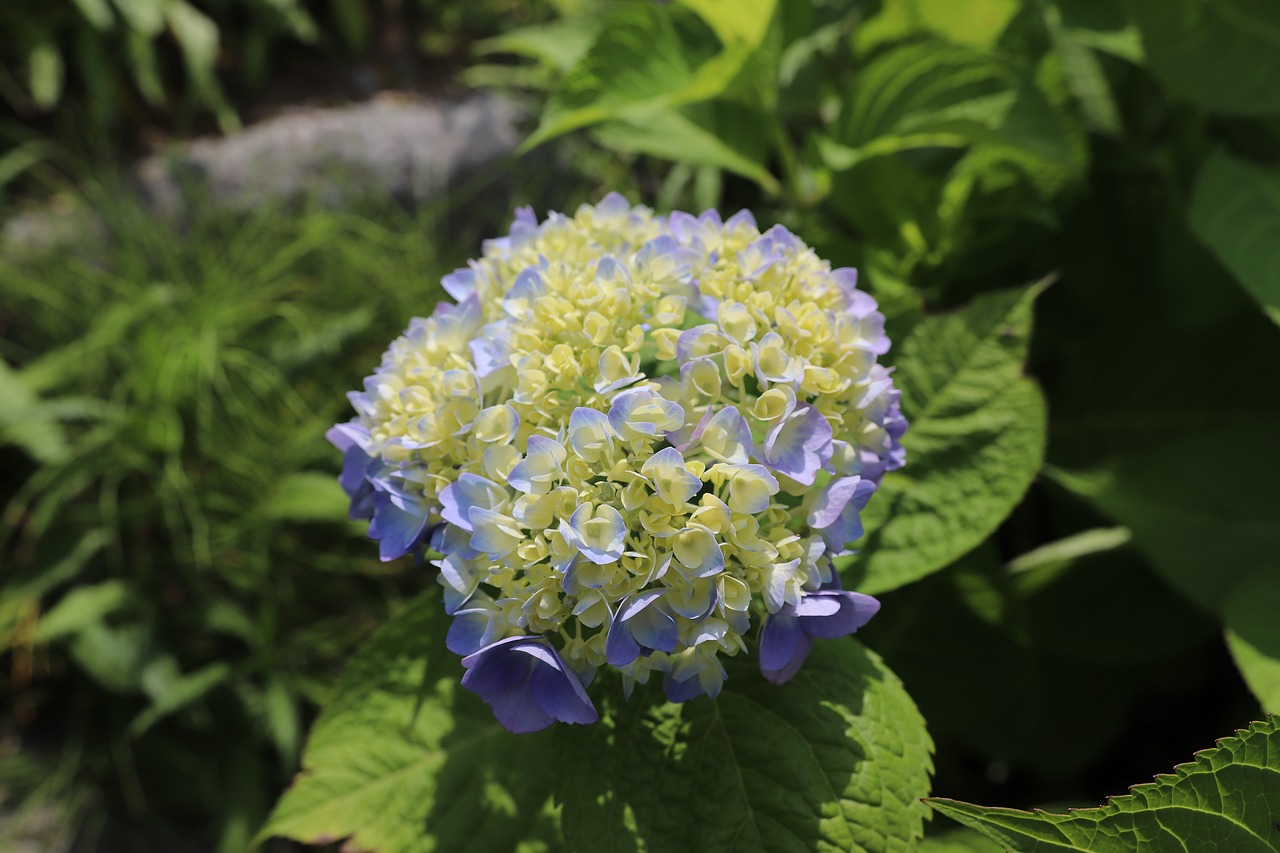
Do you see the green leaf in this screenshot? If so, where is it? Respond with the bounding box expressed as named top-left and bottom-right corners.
top-left (843, 285), bottom-right (1048, 594)
top-left (165, 0), bottom-right (219, 96)
top-left (259, 472), bottom-right (349, 522)
top-left (126, 28), bottom-right (167, 106)
top-left (1047, 423), bottom-right (1280, 614)
top-left (477, 20), bottom-right (602, 73)
top-left (840, 40), bottom-right (1074, 166)
top-left (130, 661), bottom-right (234, 736)
top-left (259, 591), bottom-right (558, 852)
top-left (918, 827), bottom-right (1002, 852)
top-left (555, 639), bottom-right (933, 852)
top-left (36, 580), bottom-right (130, 642)
top-left (1134, 0), bottom-right (1280, 115)
top-left (523, 4), bottom-right (751, 149)
top-left (854, 0), bottom-right (1020, 53)
top-left (1225, 576), bottom-right (1280, 714)
top-left (113, 0), bottom-right (169, 36)
top-left (677, 0), bottom-right (778, 48)
top-left (1189, 150), bottom-right (1280, 325)
top-left (926, 716), bottom-right (1280, 851)
top-left (72, 0), bottom-right (116, 29)
top-left (1005, 527), bottom-right (1131, 575)
top-left (27, 41), bottom-right (64, 110)
top-left (1038, 0), bottom-right (1122, 135)
top-left (590, 108), bottom-right (780, 193)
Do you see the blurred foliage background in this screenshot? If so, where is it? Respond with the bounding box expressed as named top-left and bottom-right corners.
top-left (3, 0), bottom-right (1280, 851)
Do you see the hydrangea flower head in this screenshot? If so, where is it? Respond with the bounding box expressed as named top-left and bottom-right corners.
top-left (329, 195), bottom-right (906, 732)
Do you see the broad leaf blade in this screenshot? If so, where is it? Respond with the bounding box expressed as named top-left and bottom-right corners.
top-left (926, 716), bottom-right (1280, 852)
top-left (555, 639), bottom-right (933, 852)
top-left (1134, 0), bottom-right (1280, 115)
top-left (844, 285), bottom-right (1048, 594)
top-left (1189, 150), bottom-right (1280, 325)
top-left (258, 592), bottom-right (559, 852)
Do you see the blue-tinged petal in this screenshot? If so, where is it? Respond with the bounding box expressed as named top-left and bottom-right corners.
top-left (663, 672), bottom-right (707, 703)
top-left (626, 595), bottom-right (678, 653)
top-left (460, 637), bottom-right (530, 693)
top-left (808, 475), bottom-right (877, 553)
top-left (568, 407), bottom-right (614, 462)
top-left (446, 603), bottom-right (504, 656)
top-left (488, 685), bottom-right (555, 734)
top-left (567, 503), bottom-right (627, 565)
top-left (468, 507), bottom-right (523, 558)
top-left (507, 435), bottom-right (567, 494)
top-left (502, 267), bottom-right (545, 318)
top-left (441, 265), bottom-right (477, 302)
top-left (608, 388), bottom-right (686, 442)
top-left (762, 404), bottom-right (834, 486)
top-left (368, 492), bottom-right (430, 561)
top-left (672, 525), bottom-right (724, 579)
top-left (676, 324), bottom-right (726, 364)
top-left (758, 609), bottom-right (812, 685)
top-left (325, 422), bottom-right (370, 454)
top-left (796, 590), bottom-right (880, 639)
top-left (529, 657), bottom-right (598, 726)
top-left (460, 637), bottom-right (597, 733)
top-left (640, 446), bottom-right (702, 506)
top-left (439, 473), bottom-right (506, 531)
top-left (699, 406), bottom-right (752, 463)
top-left (605, 608), bottom-right (642, 666)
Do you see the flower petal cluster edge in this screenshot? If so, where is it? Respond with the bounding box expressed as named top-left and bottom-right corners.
top-left (329, 194), bottom-right (906, 732)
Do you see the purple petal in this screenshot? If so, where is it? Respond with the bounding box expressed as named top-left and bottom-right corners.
top-left (460, 637), bottom-right (532, 694)
top-left (605, 609), bottom-right (642, 667)
top-left (529, 656), bottom-right (598, 726)
top-left (488, 686), bottom-right (555, 734)
top-left (663, 672), bottom-right (709, 703)
top-left (796, 591), bottom-right (880, 640)
top-left (758, 611), bottom-right (813, 685)
top-left (628, 600), bottom-right (678, 653)
top-left (762, 404), bottom-right (834, 486)
top-left (368, 493), bottom-right (430, 561)
top-left (441, 266), bottom-right (477, 302)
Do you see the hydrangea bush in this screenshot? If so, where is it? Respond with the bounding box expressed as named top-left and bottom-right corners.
top-left (327, 195), bottom-right (906, 732)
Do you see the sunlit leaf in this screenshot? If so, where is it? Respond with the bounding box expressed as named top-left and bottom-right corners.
top-left (843, 284), bottom-right (1048, 594)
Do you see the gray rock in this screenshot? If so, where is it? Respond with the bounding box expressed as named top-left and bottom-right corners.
top-left (3, 92), bottom-right (526, 254)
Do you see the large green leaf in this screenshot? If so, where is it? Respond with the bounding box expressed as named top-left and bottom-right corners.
top-left (1134, 0), bottom-right (1280, 115)
top-left (555, 639), bottom-right (932, 852)
top-left (1189, 150), bottom-right (1280, 325)
top-left (843, 285), bottom-right (1047, 594)
top-left (257, 592), bottom-right (560, 852)
top-left (927, 716), bottom-right (1280, 851)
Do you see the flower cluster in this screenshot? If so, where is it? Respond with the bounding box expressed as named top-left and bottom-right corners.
top-left (329, 195), bottom-right (906, 732)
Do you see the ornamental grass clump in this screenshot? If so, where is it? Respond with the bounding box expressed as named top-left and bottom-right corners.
top-left (328, 195), bottom-right (906, 732)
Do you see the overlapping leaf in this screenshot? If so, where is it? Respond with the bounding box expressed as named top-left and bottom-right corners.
top-left (555, 639), bottom-right (933, 853)
top-left (928, 716), bottom-right (1280, 851)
